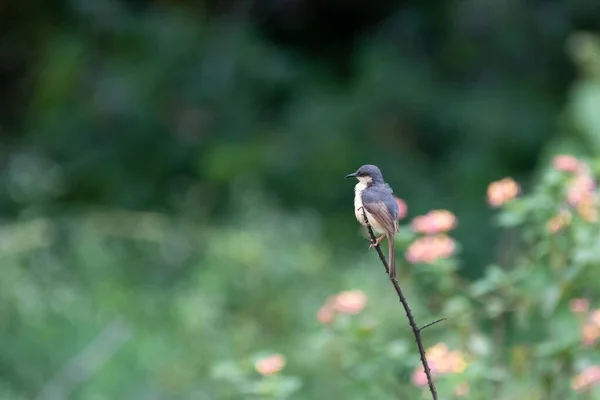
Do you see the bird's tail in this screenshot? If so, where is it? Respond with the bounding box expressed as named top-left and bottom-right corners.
top-left (387, 233), bottom-right (396, 279)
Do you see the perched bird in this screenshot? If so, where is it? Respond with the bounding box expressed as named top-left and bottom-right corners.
top-left (345, 164), bottom-right (399, 279)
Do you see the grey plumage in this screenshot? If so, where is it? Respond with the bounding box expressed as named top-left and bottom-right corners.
top-left (362, 184), bottom-right (400, 224)
top-left (345, 164), bottom-right (399, 278)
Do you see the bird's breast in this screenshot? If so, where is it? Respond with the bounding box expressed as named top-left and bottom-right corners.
top-left (353, 190), bottom-right (365, 222)
top-left (353, 184), bottom-right (385, 234)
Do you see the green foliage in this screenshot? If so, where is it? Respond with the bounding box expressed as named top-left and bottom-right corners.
top-left (4, 152), bottom-right (600, 399)
top-left (3, 0), bottom-right (600, 273)
top-left (4, 2), bottom-right (600, 399)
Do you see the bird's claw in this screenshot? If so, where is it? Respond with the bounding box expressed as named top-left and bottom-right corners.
top-left (368, 235), bottom-right (385, 249)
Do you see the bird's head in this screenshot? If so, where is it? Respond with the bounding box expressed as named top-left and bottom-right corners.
top-left (345, 164), bottom-right (384, 185)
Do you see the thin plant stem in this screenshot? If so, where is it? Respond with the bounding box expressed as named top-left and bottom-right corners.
top-left (359, 207), bottom-right (441, 400)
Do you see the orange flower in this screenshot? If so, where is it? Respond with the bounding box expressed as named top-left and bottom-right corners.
top-left (581, 309), bottom-right (600, 346)
top-left (426, 343), bottom-right (467, 374)
top-left (405, 235), bottom-right (456, 264)
top-left (255, 354), bottom-right (286, 376)
top-left (487, 177), bottom-right (520, 207)
top-left (553, 154), bottom-right (582, 173)
top-left (411, 210), bottom-right (457, 234)
top-left (547, 210), bottom-right (572, 233)
top-left (577, 200), bottom-right (598, 222)
top-left (411, 343), bottom-right (468, 387)
top-left (333, 290), bottom-right (367, 315)
top-left (572, 365), bottom-right (600, 392)
top-left (582, 323), bottom-right (600, 346)
top-left (590, 310), bottom-right (600, 326)
top-left (394, 196), bottom-right (408, 220)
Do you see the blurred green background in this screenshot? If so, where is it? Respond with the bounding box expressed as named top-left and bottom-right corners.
top-left (2, 1), bottom-right (600, 399)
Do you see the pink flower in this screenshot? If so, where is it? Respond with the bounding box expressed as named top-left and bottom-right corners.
top-left (565, 173), bottom-right (598, 222)
top-left (553, 155), bottom-right (582, 173)
top-left (570, 298), bottom-right (590, 315)
top-left (566, 174), bottom-right (596, 206)
top-left (487, 177), bottom-right (520, 207)
top-left (316, 291), bottom-right (368, 325)
top-left (577, 201), bottom-right (598, 222)
top-left (553, 155), bottom-right (598, 221)
top-left (411, 210), bottom-right (457, 234)
top-left (394, 196), bottom-right (408, 220)
top-left (405, 235), bottom-right (456, 264)
top-left (333, 290), bottom-right (367, 315)
top-left (411, 368), bottom-right (428, 387)
top-left (317, 305), bottom-right (335, 325)
top-left (255, 354), bottom-right (286, 376)
top-left (572, 365), bottom-right (600, 392)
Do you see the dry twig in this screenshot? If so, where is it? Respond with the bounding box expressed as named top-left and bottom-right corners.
top-left (359, 207), bottom-right (442, 400)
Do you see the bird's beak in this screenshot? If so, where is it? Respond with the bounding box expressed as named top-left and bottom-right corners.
top-left (344, 172), bottom-right (357, 179)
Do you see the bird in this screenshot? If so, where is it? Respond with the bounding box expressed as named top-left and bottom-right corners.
top-left (345, 164), bottom-right (399, 279)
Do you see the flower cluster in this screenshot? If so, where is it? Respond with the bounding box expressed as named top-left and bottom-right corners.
top-left (406, 210), bottom-right (457, 264)
top-left (411, 343), bottom-right (468, 390)
top-left (405, 235), bottom-right (457, 264)
top-left (411, 210), bottom-right (457, 234)
top-left (553, 154), bottom-right (583, 173)
top-left (552, 154), bottom-right (598, 222)
top-left (582, 309), bottom-right (600, 347)
top-left (487, 177), bottom-right (520, 207)
top-left (317, 290), bottom-right (367, 324)
top-left (554, 155), bottom-right (599, 222)
top-left (489, 155), bottom-right (598, 230)
top-left (255, 354), bottom-right (286, 376)
top-left (572, 365), bottom-right (600, 392)
top-left (569, 299), bottom-right (600, 346)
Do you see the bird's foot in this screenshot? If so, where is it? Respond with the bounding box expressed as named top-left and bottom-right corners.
top-left (369, 235), bottom-right (385, 249)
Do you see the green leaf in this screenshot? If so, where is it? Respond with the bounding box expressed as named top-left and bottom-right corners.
top-left (540, 285), bottom-right (561, 317)
top-left (570, 81), bottom-right (600, 153)
top-left (535, 336), bottom-right (579, 358)
top-left (496, 210), bottom-right (525, 227)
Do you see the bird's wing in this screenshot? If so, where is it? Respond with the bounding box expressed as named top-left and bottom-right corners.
top-left (381, 185), bottom-right (399, 220)
top-left (361, 188), bottom-right (398, 234)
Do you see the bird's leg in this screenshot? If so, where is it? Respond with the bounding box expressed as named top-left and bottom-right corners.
top-left (369, 234), bottom-right (385, 249)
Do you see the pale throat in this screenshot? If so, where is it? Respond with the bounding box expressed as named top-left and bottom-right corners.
top-left (353, 176), bottom-right (371, 199)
